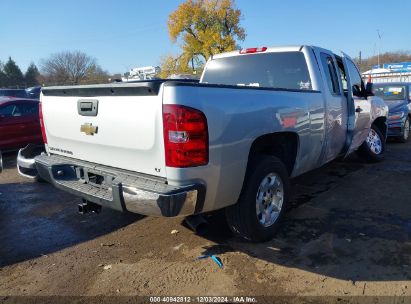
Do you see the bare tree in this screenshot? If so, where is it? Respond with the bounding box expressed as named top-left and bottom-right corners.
top-left (40, 51), bottom-right (108, 85)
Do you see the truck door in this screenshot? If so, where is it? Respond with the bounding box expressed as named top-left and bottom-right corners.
top-left (313, 48), bottom-right (348, 163)
top-left (341, 53), bottom-right (372, 156)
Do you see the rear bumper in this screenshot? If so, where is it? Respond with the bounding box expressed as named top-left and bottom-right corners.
top-left (32, 154), bottom-right (205, 217)
top-left (17, 144), bottom-right (46, 179)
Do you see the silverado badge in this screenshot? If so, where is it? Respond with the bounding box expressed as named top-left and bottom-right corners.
top-left (80, 123), bottom-right (98, 135)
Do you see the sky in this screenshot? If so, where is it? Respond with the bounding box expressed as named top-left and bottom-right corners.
top-left (1, 0), bottom-right (410, 75)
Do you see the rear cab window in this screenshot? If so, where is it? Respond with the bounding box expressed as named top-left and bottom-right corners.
top-left (201, 52), bottom-right (312, 91)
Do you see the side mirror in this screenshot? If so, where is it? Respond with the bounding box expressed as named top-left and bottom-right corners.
top-left (365, 82), bottom-right (374, 97)
top-left (352, 84), bottom-right (362, 97)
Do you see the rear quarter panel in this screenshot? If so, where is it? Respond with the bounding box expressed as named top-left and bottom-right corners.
top-left (163, 84), bottom-right (325, 212)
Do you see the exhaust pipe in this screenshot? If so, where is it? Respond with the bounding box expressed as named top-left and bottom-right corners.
top-left (78, 200), bottom-right (102, 214)
top-left (184, 214), bottom-right (208, 234)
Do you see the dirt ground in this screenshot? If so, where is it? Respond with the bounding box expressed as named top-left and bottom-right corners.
top-left (0, 141), bottom-right (410, 302)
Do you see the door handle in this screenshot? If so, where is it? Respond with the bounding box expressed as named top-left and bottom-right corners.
top-left (355, 107), bottom-right (363, 113)
top-left (78, 99), bottom-right (98, 116)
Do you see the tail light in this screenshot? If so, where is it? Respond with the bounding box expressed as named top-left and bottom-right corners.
top-left (239, 47), bottom-right (267, 54)
top-left (39, 102), bottom-right (48, 144)
top-left (163, 104), bottom-right (208, 167)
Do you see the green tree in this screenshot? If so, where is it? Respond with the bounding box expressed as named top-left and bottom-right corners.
top-left (0, 61), bottom-right (6, 88)
top-left (158, 55), bottom-right (191, 78)
top-left (24, 63), bottom-right (40, 87)
top-left (3, 57), bottom-right (24, 88)
top-left (162, 0), bottom-right (246, 78)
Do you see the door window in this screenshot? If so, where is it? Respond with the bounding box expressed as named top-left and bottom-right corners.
top-left (0, 104), bottom-right (19, 117)
top-left (345, 59), bottom-right (363, 97)
top-left (320, 53), bottom-right (340, 95)
top-left (0, 103), bottom-right (38, 117)
top-left (20, 103), bottom-right (38, 116)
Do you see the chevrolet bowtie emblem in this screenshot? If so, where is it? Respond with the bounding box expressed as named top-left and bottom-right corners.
top-left (80, 123), bottom-right (98, 135)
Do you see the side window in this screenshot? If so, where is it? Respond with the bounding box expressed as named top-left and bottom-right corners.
top-left (345, 59), bottom-right (363, 97)
top-left (320, 53), bottom-right (340, 95)
top-left (336, 61), bottom-right (348, 92)
top-left (20, 103), bottom-right (38, 116)
top-left (0, 104), bottom-right (17, 117)
top-left (408, 86), bottom-right (411, 101)
top-left (0, 103), bottom-right (37, 117)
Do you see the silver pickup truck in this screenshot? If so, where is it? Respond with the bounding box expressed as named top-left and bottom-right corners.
top-left (18, 45), bottom-right (388, 242)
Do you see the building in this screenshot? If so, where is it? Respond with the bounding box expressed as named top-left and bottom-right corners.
top-left (362, 62), bottom-right (411, 83)
top-left (122, 66), bottom-right (161, 82)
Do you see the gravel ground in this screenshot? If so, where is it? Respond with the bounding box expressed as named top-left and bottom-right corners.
top-left (0, 141), bottom-right (410, 303)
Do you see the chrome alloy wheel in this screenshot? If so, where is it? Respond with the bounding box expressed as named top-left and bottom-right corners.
top-left (256, 173), bottom-right (284, 227)
top-left (404, 119), bottom-right (410, 140)
top-left (366, 128), bottom-right (383, 155)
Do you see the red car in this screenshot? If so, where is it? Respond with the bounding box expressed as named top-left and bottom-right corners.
top-left (0, 97), bottom-right (43, 150)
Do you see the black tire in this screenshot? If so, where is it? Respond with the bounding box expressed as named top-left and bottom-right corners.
top-left (398, 116), bottom-right (410, 143)
top-left (34, 174), bottom-right (45, 183)
top-left (357, 124), bottom-right (385, 163)
top-left (225, 156), bottom-right (290, 242)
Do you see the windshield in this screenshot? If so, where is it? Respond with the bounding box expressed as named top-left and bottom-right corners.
top-left (373, 85), bottom-right (406, 101)
top-left (202, 52), bottom-right (312, 90)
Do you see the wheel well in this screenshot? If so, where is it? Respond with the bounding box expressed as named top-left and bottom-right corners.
top-left (373, 116), bottom-right (387, 139)
top-left (248, 132), bottom-right (298, 176)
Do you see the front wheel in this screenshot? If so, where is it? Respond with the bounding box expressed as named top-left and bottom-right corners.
top-left (398, 117), bottom-right (410, 143)
top-left (357, 125), bottom-right (385, 163)
top-left (225, 156), bottom-right (290, 242)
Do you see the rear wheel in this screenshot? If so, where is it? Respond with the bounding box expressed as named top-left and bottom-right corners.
top-left (357, 124), bottom-right (385, 163)
top-left (225, 156), bottom-right (290, 242)
top-left (398, 117), bottom-right (410, 143)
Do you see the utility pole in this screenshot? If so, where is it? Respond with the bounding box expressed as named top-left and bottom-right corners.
top-left (359, 51), bottom-right (362, 71)
top-left (377, 29), bottom-right (383, 67)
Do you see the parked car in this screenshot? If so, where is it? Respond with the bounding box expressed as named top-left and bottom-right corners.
top-left (373, 82), bottom-right (411, 142)
top-left (0, 97), bottom-right (43, 150)
top-left (26, 86), bottom-right (42, 99)
top-left (17, 45), bottom-right (388, 242)
top-left (0, 89), bottom-right (29, 99)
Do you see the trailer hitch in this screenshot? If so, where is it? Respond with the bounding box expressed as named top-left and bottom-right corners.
top-left (78, 200), bottom-right (102, 214)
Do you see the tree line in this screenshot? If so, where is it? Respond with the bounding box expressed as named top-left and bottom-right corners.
top-left (0, 58), bottom-right (40, 88)
top-left (0, 51), bottom-right (109, 89)
top-left (355, 51), bottom-right (411, 73)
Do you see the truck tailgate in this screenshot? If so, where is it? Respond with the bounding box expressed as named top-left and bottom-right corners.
top-left (41, 84), bottom-right (166, 178)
